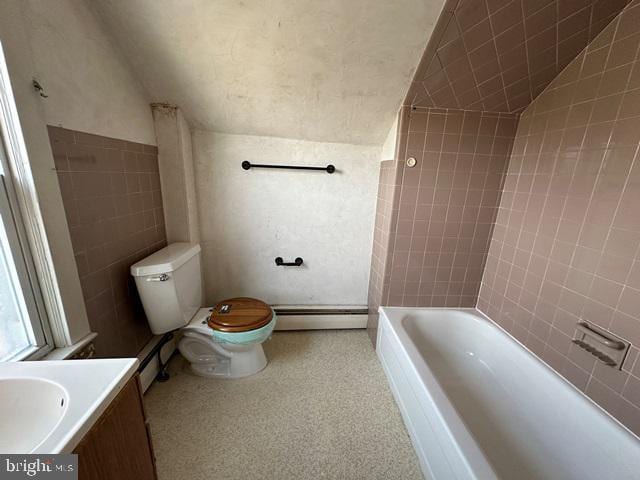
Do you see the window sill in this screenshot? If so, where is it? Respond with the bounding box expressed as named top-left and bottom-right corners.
top-left (43, 332), bottom-right (98, 360)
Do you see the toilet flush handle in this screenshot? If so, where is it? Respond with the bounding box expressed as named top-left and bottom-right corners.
top-left (146, 273), bottom-right (170, 282)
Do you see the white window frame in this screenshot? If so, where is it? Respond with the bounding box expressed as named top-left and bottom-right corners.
top-left (0, 170), bottom-right (51, 359)
top-left (0, 41), bottom-right (70, 359)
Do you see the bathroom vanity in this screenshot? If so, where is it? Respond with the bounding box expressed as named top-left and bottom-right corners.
top-left (73, 375), bottom-right (157, 480)
top-left (0, 358), bottom-right (156, 479)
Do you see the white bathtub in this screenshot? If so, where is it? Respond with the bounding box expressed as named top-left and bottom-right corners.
top-left (377, 307), bottom-right (640, 480)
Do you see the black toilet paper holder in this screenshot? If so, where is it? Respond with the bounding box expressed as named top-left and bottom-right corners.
top-left (275, 257), bottom-right (303, 266)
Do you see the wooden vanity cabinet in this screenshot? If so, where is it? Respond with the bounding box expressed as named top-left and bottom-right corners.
top-left (73, 374), bottom-right (157, 480)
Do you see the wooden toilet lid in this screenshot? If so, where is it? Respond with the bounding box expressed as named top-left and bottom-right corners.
top-left (208, 297), bottom-right (273, 333)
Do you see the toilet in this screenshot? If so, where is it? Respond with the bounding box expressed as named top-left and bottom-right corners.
top-left (130, 243), bottom-right (276, 378)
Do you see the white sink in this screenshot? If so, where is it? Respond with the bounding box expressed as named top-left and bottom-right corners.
top-left (0, 358), bottom-right (138, 453)
top-left (0, 378), bottom-right (68, 453)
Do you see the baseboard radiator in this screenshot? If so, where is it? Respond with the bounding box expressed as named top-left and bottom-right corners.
top-left (273, 305), bottom-right (368, 330)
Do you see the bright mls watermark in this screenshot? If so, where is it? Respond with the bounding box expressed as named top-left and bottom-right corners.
top-left (0, 455), bottom-right (77, 479)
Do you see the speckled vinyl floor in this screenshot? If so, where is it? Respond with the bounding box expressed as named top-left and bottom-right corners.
top-left (144, 330), bottom-right (423, 480)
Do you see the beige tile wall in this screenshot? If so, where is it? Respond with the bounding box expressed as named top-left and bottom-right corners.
top-left (367, 159), bottom-right (401, 343)
top-left (367, 105), bottom-right (517, 341)
top-left (48, 126), bottom-right (167, 358)
top-left (406, 0), bottom-right (631, 111)
top-left (478, 0), bottom-right (640, 435)
top-left (386, 107), bottom-right (517, 307)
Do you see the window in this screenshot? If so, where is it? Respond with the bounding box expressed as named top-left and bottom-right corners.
top-left (0, 169), bottom-right (49, 360)
top-left (0, 43), bottom-right (52, 361)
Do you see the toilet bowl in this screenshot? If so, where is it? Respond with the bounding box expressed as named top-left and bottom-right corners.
top-left (130, 243), bottom-right (276, 379)
top-left (178, 299), bottom-right (277, 378)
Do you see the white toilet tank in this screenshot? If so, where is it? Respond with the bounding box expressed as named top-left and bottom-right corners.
top-left (130, 243), bottom-right (203, 334)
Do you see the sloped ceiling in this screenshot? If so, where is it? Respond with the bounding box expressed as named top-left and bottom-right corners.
top-left (91, 0), bottom-right (447, 145)
top-left (405, 0), bottom-right (631, 112)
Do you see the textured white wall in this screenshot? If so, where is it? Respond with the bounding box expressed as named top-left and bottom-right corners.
top-left (152, 105), bottom-right (200, 243)
top-left (0, 0), bottom-right (89, 343)
top-left (19, 0), bottom-right (155, 144)
top-left (380, 114), bottom-right (399, 161)
top-left (0, 0), bottom-right (158, 344)
top-left (193, 131), bottom-right (380, 305)
top-left (92, 0), bottom-right (446, 145)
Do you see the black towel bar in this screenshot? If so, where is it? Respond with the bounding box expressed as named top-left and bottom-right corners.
top-left (242, 161), bottom-right (335, 174)
top-left (275, 257), bottom-right (303, 266)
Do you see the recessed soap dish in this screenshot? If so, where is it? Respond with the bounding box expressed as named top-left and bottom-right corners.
top-left (572, 321), bottom-right (630, 369)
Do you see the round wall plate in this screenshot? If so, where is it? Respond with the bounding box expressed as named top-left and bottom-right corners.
top-left (406, 157), bottom-right (417, 168)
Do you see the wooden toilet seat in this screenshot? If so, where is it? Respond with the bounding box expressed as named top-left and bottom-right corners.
top-left (207, 297), bottom-right (273, 333)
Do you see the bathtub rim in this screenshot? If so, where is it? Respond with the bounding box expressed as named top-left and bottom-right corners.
top-left (378, 306), bottom-right (498, 479)
top-left (379, 305), bottom-right (640, 443)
